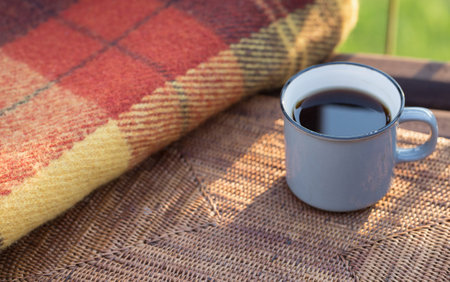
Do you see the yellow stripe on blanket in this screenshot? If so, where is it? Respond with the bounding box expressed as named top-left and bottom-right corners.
top-left (0, 120), bottom-right (130, 248)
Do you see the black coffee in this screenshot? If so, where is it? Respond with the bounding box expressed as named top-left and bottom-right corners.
top-left (293, 89), bottom-right (390, 137)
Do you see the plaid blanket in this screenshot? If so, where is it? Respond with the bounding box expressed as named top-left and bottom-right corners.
top-left (0, 0), bottom-right (357, 249)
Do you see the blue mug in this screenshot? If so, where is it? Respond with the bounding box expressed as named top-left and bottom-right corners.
top-left (281, 63), bottom-right (438, 212)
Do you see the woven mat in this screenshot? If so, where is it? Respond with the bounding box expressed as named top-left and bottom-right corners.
top-left (1, 95), bottom-right (449, 280)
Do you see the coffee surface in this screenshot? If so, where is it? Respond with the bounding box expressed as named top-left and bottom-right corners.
top-left (293, 89), bottom-right (390, 137)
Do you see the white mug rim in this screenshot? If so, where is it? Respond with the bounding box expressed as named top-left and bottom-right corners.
top-left (280, 62), bottom-right (405, 141)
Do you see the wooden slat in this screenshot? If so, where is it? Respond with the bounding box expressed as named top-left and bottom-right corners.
top-left (330, 54), bottom-right (450, 110)
top-left (261, 54), bottom-right (450, 138)
top-left (329, 54), bottom-right (450, 137)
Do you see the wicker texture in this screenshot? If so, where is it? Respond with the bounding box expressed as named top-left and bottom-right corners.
top-left (0, 0), bottom-right (358, 248)
top-left (1, 95), bottom-right (448, 280)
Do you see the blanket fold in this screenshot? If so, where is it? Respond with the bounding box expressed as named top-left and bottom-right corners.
top-left (0, 0), bottom-right (357, 249)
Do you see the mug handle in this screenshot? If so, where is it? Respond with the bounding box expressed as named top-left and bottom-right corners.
top-left (396, 107), bottom-right (438, 163)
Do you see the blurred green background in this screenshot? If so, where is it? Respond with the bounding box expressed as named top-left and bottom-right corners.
top-left (338, 0), bottom-right (450, 61)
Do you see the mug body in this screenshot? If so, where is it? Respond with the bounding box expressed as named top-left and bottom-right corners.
top-left (283, 118), bottom-right (397, 211)
top-left (281, 63), bottom-right (404, 212)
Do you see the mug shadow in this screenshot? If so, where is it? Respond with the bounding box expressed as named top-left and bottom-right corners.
top-left (197, 153), bottom-right (448, 279)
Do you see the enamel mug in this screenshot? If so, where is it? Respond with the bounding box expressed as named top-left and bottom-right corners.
top-left (280, 62), bottom-right (438, 212)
